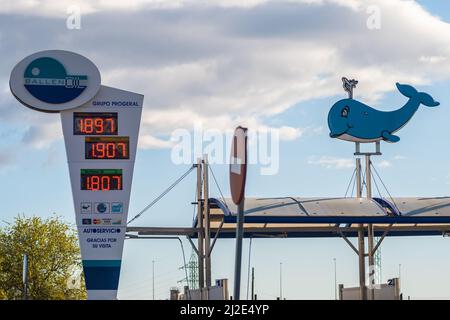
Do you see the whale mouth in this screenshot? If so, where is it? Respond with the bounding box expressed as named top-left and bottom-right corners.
top-left (330, 132), bottom-right (344, 138)
top-left (329, 124), bottom-right (351, 138)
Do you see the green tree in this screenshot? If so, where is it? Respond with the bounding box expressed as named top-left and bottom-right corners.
top-left (0, 215), bottom-right (86, 300)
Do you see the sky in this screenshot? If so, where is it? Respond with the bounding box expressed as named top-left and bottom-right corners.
top-left (2, 0), bottom-right (450, 299)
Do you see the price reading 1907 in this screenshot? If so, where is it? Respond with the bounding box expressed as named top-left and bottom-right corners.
top-left (85, 137), bottom-right (129, 160)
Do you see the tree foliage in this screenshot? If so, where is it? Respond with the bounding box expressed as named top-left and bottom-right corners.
top-left (0, 215), bottom-right (86, 300)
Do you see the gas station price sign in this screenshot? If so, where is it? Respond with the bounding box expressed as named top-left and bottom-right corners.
top-left (74, 112), bottom-right (118, 135)
top-left (11, 50), bottom-right (144, 300)
top-left (85, 137), bottom-right (129, 160)
top-left (80, 169), bottom-right (123, 191)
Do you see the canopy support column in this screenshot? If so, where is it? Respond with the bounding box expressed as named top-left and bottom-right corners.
top-left (204, 156), bottom-right (212, 290)
top-left (196, 158), bottom-right (205, 294)
top-left (358, 225), bottom-right (366, 300)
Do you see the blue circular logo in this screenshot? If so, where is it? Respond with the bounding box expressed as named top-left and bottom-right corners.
top-left (23, 57), bottom-right (88, 104)
top-left (96, 203), bottom-right (107, 214)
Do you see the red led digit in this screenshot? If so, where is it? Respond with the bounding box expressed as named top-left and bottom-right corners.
top-left (97, 143), bottom-right (106, 158)
top-left (113, 175), bottom-right (121, 190)
top-left (85, 118), bottom-right (94, 134)
top-left (106, 143), bottom-right (115, 158)
top-left (101, 176), bottom-right (110, 190)
top-left (94, 118), bottom-right (104, 133)
top-left (90, 175), bottom-right (100, 191)
top-left (106, 118), bottom-right (115, 134)
top-left (117, 142), bottom-right (127, 158)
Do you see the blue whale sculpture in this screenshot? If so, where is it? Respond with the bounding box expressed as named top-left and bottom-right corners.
top-left (328, 83), bottom-right (439, 143)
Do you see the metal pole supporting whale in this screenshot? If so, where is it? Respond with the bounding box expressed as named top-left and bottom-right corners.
top-left (328, 83), bottom-right (439, 143)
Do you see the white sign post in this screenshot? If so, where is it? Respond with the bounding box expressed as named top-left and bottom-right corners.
top-left (10, 50), bottom-right (143, 300)
top-left (61, 86), bottom-right (143, 300)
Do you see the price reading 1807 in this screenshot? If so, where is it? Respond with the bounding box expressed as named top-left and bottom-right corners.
top-left (80, 169), bottom-right (122, 191)
top-left (74, 112), bottom-right (118, 135)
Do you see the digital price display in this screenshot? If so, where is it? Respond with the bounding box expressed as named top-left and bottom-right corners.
top-left (74, 112), bottom-right (118, 135)
top-left (85, 137), bottom-right (129, 160)
top-left (80, 169), bottom-right (122, 191)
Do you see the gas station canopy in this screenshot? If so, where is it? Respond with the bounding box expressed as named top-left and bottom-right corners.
top-left (188, 197), bottom-right (450, 238)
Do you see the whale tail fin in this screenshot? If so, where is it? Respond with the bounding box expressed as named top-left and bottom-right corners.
top-left (396, 83), bottom-right (440, 107)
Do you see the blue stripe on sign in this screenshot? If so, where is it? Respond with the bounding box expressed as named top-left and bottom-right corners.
top-left (24, 85), bottom-right (85, 104)
top-left (83, 260), bottom-right (122, 267)
top-left (83, 260), bottom-right (122, 290)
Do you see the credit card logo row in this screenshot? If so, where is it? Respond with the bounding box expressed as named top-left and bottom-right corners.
top-left (82, 218), bottom-right (122, 225)
top-left (80, 202), bottom-right (123, 214)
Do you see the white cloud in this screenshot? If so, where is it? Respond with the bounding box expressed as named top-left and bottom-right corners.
top-left (376, 160), bottom-right (392, 168)
top-left (2, 0), bottom-right (450, 150)
top-left (419, 56), bottom-right (448, 64)
top-left (0, 0), bottom-right (364, 17)
top-left (277, 126), bottom-right (303, 141)
top-left (308, 156), bottom-right (353, 169)
top-left (138, 134), bottom-right (175, 149)
top-left (21, 121), bottom-right (62, 149)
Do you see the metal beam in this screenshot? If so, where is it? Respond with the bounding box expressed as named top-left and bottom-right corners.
top-left (209, 224), bottom-right (450, 235)
top-left (127, 227), bottom-right (197, 236)
top-left (186, 236), bottom-right (200, 257)
top-left (338, 231), bottom-right (359, 255)
top-left (371, 224), bottom-right (393, 256)
top-left (127, 224), bottom-right (450, 238)
top-left (209, 218), bottom-right (224, 257)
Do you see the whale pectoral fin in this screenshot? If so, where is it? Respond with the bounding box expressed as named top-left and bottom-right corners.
top-left (382, 131), bottom-right (400, 143)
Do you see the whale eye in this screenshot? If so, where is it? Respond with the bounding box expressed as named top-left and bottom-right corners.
top-left (341, 106), bottom-right (349, 118)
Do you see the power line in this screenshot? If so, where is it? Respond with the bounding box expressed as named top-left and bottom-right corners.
top-left (127, 165), bottom-right (196, 225)
top-left (370, 163), bottom-right (400, 214)
top-left (344, 168), bottom-right (357, 198)
top-left (209, 165), bottom-right (229, 210)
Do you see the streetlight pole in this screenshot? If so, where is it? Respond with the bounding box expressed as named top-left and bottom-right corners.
top-left (152, 260), bottom-right (155, 300)
top-left (23, 254), bottom-right (28, 300)
top-left (251, 267), bottom-right (255, 301)
top-left (333, 258), bottom-right (337, 300)
top-left (279, 262), bottom-right (283, 300)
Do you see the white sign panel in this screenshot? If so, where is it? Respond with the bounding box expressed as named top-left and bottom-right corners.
top-left (61, 85), bottom-right (143, 300)
top-left (10, 50), bottom-right (101, 112)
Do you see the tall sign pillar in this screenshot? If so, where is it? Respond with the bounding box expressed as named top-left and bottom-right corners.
top-left (60, 86), bottom-right (143, 299)
top-left (10, 50), bottom-right (143, 300)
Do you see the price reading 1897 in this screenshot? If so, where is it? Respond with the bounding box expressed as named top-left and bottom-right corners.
top-left (74, 112), bottom-right (118, 135)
